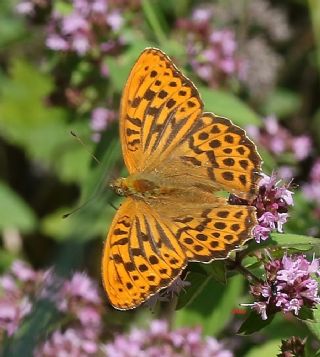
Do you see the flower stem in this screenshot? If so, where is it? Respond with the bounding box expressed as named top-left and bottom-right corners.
top-left (227, 258), bottom-right (264, 284)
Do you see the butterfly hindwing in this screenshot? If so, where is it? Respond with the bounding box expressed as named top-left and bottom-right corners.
top-left (171, 205), bottom-right (257, 261)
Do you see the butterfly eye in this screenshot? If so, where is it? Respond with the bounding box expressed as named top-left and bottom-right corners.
top-left (116, 188), bottom-right (124, 196)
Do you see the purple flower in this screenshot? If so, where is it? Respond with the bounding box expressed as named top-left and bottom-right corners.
top-left (230, 173), bottom-right (294, 243)
top-left (291, 135), bottom-right (312, 160)
top-left (11, 260), bottom-right (37, 282)
top-left (177, 10), bottom-right (245, 87)
top-left (46, 35), bottom-right (69, 51)
top-left (57, 272), bottom-right (102, 339)
top-left (34, 328), bottom-right (98, 357)
top-left (62, 13), bottom-right (89, 35)
top-left (303, 158), bottom-right (320, 207)
top-left (41, 0), bottom-right (126, 56)
top-left (189, 28), bottom-right (244, 86)
top-left (0, 261), bottom-right (42, 336)
top-left (244, 255), bottom-right (320, 320)
top-left (0, 297), bottom-right (32, 336)
top-left (310, 159), bottom-right (320, 181)
top-left (253, 173), bottom-right (294, 242)
top-left (90, 107), bottom-right (117, 141)
top-left (16, 1), bottom-right (34, 15)
top-left (103, 319), bottom-right (233, 357)
top-left (247, 115), bottom-right (312, 162)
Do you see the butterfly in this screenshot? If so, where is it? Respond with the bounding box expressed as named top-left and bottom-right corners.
top-left (101, 48), bottom-right (262, 310)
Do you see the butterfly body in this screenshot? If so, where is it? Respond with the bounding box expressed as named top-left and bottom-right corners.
top-left (102, 48), bottom-right (262, 310)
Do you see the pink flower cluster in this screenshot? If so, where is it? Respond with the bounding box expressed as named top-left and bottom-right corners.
top-left (244, 254), bottom-right (320, 320)
top-left (17, 0), bottom-right (126, 56)
top-left (177, 9), bottom-right (246, 87)
top-left (0, 260), bottom-right (44, 336)
top-left (229, 173), bottom-right (294, 243)
top-left (103, 319), bottom-right (233, 357)
top-left (35, 272), bottom-right (103, 356)
top-left (252, 173), bottom-right (294, 242)
top-left (247, 115), bottom-right (312, 164)
top-left (0, 260), bottom-right (103, 355)
top-left (303, 158), bottom-right (320, 207)
top-left (45, 0), bottom-right (124, 55)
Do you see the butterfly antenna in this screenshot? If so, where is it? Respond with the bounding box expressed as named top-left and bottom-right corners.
top-left (62, 193), bottom-right (102, 219)
top-left (108, 201), bottom-right (118, 211)
top-left (70, 130), bottom-right (101, 165)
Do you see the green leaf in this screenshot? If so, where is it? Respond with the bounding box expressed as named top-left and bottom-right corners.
top-left (175, 275), bottom-right (243, 335)
top-left (263, 88), bottom-right (301, 118)
top-left (270, 233), bottom-right (320, 250)
top-left (244, 339), bottom-right (282, 357)
top-left (297, 306), bottom-right (315, 321)
top-left (176, 272), bottom-right (210, 310)
top-left (308, 0), bottom-right (320, 72)
top-left (244, 233), bottom-right (320, 257)
top-left (0, 2), bottom-right (25, 47)
top-left (238, 311), bottom-right (275, 335)
top-left (0, 249), bottom-right (16, 272)
top-left (0, 59), bottom-right (71, 173)
top-left (306, 304), bottom-right (320, 340)
top-left (199, 87), bottom-right (261, 126)
top-left (0, 181), bottom-right (36, 233)
top-left (202, 260), bottom-right (227, 285)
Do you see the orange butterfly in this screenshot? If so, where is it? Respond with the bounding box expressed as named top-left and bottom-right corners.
top-left (102, 48), bottom-right (262, 310)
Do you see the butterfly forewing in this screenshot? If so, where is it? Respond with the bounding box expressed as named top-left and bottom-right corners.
top-left (120, 48), bottom-right (203, 173)
top-left (102, 198), bottom-right (187, 310)
top-left (166, 113), bottom-right (262, 200)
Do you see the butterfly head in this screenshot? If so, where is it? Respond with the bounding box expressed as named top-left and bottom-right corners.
top-left (109, 177), bottom-right (129, 196)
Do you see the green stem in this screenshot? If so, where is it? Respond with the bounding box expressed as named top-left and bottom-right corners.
top-left (227, 258), bottom-right (264, 284)
top-left (142, 0), bottom-right (167, 46)
top-left (308, 0), bottom-right (320, 72)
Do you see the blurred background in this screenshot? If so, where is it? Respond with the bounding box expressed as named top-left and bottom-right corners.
top-left (0, 0), bottom-right (320, 356)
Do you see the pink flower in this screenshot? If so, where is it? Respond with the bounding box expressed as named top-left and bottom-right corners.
top-left (46, 35), bottom-right (69, 51)
top-left (16, 1), bottom-right (34, 15)
top-left (0, 297), bottom-right (32, 336)
top-left (107, 11), bottom-right (124, 31)
top-left (72, 34), bottom-right (90, 55)
top-left (42, 0), bottom-right (126, 56)
top-left (245, 255), bottom-right (320, 320)
top-left (90, 107), bottom-right (117, 141)
top-left (60, 272), bottom-right (100, 305)
top-left (303, 158), bottom-right (320, 206)
top-left (11, 260), bottom-right (37, 282)
top-left (35, 328), bottom-right (98, 357)
top-left (103, 320), bottom-right (233, 357)
top-left (292, 135), bottom-right (312, 160)
top-left (62, 13), bottom-right (89, 34)
top-left (230, 173), bottom-right (294, 242)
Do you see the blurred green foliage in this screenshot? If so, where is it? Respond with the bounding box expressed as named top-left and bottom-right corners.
top-left (1, 0), bottom-right (320, 356)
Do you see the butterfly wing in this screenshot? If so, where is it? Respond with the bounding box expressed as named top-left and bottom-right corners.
top-left (169, 204), bottom-right (257, 261)
top-left (162, 112), bottom-right (262, 200)
top-left (120, 48), bottom-right (203, 173)
top-left (102, 197), bottom-right (187, 310)
top-left (120, 48), bottom-right (261, 199)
